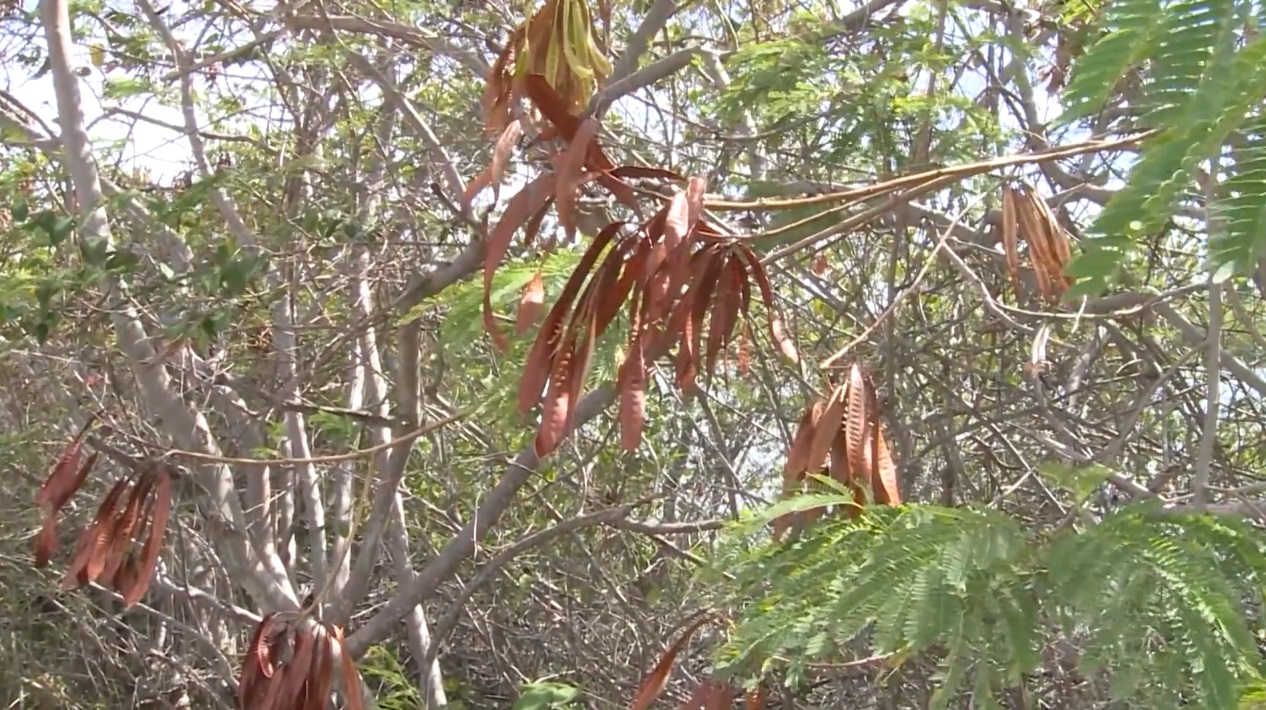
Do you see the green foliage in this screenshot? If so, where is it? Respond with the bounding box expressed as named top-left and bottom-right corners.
top-left (1038, 461), bottom-right (1112, 503)
top-left (706, 498), bottom-right (1266, 710)
top-left (717, 37), bottom-right (830, 125)
top-left (1060, 0), bottom-right (1266, 292)
top-left (512, 680), bottom-right (582, 709)
top-left (358, 645), bottom-right (422, 710)
top-left (707, 7), bottom-right (1006, 180)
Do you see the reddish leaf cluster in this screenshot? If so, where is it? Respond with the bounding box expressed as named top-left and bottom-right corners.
top-left (466, 74), bottom-right (799, 457)
top-left (515, 193), bottom-right (798, 457)
top-left (999, 182), bottom-right (1075, 304)
top-left (467, 75), bottom-right (678, 353)
top-left (237, 614), bottom-right (364, 710)
top-left (35, 422), bottom-right (173, 608)
top-left (625, 366), bottom-right (903, 705)
top-left (773, 363), bottom-right (901, 540)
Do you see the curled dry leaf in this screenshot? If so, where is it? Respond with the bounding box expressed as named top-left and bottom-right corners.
top-left (35, 417), bottom-right (97, 511)
top-left (1025, 187), bottom-right (1075, 289)
top-left (664, 189), bottom-right (691, 253)
top-left (774, 396), bottom-right (828, 539)
top-left (806, 386), bottom-right (846, 476)
top-left (516, 271), bottom-right (547, 335)
top-left (863, 382), bottom-right (901, 505)
top-left (555, 117), bottom-right (600, 239)
top-left (782, 400), bottom-right (823, 483)
top-left (61, 477), bottom-right (129, 590)
top-left (736, 323), bottom-right (751, 375)
top-left (481, 26), bottom-right (524, 134)
top-left (630, 613), bottom-right (714, 710)
top-left (668, 243), bottom-right (730, 394)
top-left (462, 118), bottom-right (524, 208)
top-left (1000, 185), bottom-right (1020, 297)
top-left (534, 237), bottom-right (621, 455)
top-left (684, 176), bottom-right (707, 228)
top-left (308, 631), bottom-right (337, 710)
top-left (736, 244), bottom-right (798, 364)
top-left (1014, 190), bottom-right (1055, 302)
top-left (123, 465), bottom-right (172, 607)
top-left (484, 173), bottom-right (557, 352)
top-left (518, 221), bottom-right (627, 417)
top-left (535, 317), bottom-right (586, 457)
top-left (90, 475), bottom-right (146, 583)
top-left (491, 118), bottom-right (525, 201)
top-left (34, 513), bottom-right (59, 568)
top-left (618, 295), bottom-right (647, 452)
top-left (329, 624), bottom-right (366, 710)
top-left (34, 450), bottom-right (98, 567)
top-left (844, 364), bottom-right (868, 483)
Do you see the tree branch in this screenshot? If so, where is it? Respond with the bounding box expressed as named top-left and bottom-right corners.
top-left (345, 384), bottom-right (618, 657)
top-left (287, 13), bottom-right (490, 77)
top-left (593, 46), bottom-right (702, 117)
top-left (1193, 280), bottom-right (1223, 510)
top-left (606, 0), bottom-right (680, 92)
top-left (38, 0), bottom-right (297, 612)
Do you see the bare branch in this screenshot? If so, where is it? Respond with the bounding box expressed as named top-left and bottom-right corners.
top-left (287, 13), bottom-right (490, 77)
top-left (345, 384), bottom-right (618, 657)
top-left (594, 46), bottom-right (703, 117)
top-left (342, 49), bottom-right (469, 215)
top-left (1193, 282), bottom-right (1223, 509)
top-left (606, 0), bottom-right (680, 90)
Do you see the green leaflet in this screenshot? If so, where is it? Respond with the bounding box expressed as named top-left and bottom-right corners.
top-left (1058, 0), bottom-right (1266, 295)
top-left (708, 498), bottom-right (1266, 710)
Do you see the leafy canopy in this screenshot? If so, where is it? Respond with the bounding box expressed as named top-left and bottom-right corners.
top-left (1061, 0), bottom-right (1266, 291)
top-left (704, 495), bottom-right (1266, 710)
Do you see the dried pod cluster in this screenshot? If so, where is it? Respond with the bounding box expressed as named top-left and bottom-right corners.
top-left (482, 0), bottom-right (610, 131)
top-left (468, 76), bottom-right (677, 354)
top-left (999, 182), bottom-right (1075, 303)
top-left (237, 614), bottom-right (364, 710)
top-left (625, 368), bottom-right (903, 707)
top-left (516, 203), bottom-right (798, 457)
top-left (774, 363), bottom-right (901, 540)
top-left (34, 421), bottom-right (96, 568)
top-left (467, 75), bottom-right (799, 457)
top-left (34, 421), bottom-right (173, 607)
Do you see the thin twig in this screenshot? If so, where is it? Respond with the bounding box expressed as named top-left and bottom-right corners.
top-left (121, 409), bottom-right (469, 465)
top-left (703, 131), bottom-right (1155, 211)
top-left (819, 188), bottom-right (989, 368)
top-left (1194, 277), bottom-right (1222, 509)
